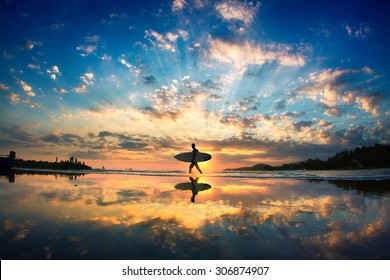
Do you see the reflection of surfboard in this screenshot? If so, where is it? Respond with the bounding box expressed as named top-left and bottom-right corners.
top-left (174, 152), bottom-right (212, 163)
top-left (175, 182), bottom-right (212, 191)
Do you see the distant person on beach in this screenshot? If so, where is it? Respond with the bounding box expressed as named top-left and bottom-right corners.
top-left (189, 143), bottom-right (203, 174)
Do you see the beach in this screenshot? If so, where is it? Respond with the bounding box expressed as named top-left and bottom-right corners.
top-left (0, 170), bottom-right (389, 260)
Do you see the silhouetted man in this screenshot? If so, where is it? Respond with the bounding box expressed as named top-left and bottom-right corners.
top-left (189, 143), bottom-right (203, 174)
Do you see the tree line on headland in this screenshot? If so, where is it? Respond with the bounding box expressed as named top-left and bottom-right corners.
top-left (13, 156), bottom-right (92, 170)
top-left (226, 144), bottom-right (390, 171)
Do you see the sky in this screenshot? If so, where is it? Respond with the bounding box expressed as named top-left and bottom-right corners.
top-left (0, 0), bottom-right (389, 171)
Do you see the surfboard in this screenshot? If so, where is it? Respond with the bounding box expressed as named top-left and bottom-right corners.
top-left (175, 182), bottom-right (212, 192)
top-left (174, 152), bottom-right (212, 163)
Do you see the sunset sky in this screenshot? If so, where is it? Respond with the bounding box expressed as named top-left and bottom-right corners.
top-left (0, 0), bottom-right (389, 171)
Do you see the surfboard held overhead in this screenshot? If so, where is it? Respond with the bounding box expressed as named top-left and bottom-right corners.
top-left (174, 152), bottom-right (212, 163)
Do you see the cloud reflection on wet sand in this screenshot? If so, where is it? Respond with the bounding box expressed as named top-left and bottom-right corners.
top-left (0, 173), bottom-right (389, 259)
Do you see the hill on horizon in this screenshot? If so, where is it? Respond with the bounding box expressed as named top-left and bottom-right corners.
top-left (226, 144), bottom-right (390, 171)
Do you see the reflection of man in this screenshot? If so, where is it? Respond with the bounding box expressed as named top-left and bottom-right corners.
top-left (189, 143), bottom-right (203, 174)
top-left (190, 177), bottom-right (199, 203)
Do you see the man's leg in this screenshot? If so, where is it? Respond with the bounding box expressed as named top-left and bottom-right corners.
top-left (195, 163), bottom-right (202, 174)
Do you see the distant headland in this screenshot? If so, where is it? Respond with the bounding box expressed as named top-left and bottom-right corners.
top-left (225, 144), bottom-right (390, 171)
top-left (0, 151), bottom-right (91, 171)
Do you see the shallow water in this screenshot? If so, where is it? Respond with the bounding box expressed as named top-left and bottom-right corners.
top-left (0, 171), bottom-right (389, 259)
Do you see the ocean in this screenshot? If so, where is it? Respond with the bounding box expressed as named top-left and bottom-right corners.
top-left (1, 168), bottom-right (389, 259)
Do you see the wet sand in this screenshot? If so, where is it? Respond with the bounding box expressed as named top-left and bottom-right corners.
top-left (0, 172), bottom-right (389, 259)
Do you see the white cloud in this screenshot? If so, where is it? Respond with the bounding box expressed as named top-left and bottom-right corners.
top-left (194, 0), bottom-right (208, 8)
top-left (47, 65), bottom-right (61, 80)
top-left (85, 35), bottom-right (100, 43)
top-left (166, 32), bottom-right (179, 42)
top-left (76, 45), bottom-right (97, 56)
top-left (344, 23), bottom-right (371, 38)
top-left (76, 35), bottom-right (99, 56)
top-left (120, 58), bottom-right (131, 67)
top-left (16, 79), bottom-right (35, 96)
top-left (145, 29), bottom-right (189, 52)
top-left (9, 92), bottom-right (21, 104)
top-left (296, 67), bottom-right (381, 117)
top-left (27, 63), bottom-right (41, 70)
top-left (53, 88), bottom-right (68, 94)
top-left (356, 95), bottom-right (382, 116)
top-left (21, 40), bottom-right (43, 50)
top-left (81, 73), bottom-right (94, 86)
top-left (145, 30), bottom-right (176, 52)
top-left (73, 73), bottom-right (95, 93)
top-left (100, 54), bottom-right (112, 61)
top-left (178, 29), bottom-right (189, 40)
top-left (345, 25), bottom-right (353, 36)
top-left (208, 38), bottom-right (305, 71)
top-left (119, 56), bottom-right (140, 74)
top-left (73, 85), bottom-right (88, 93)
top-left (0, 82), bottom-right (9, 91)
top-left (52, 65), bottom-right (61, 74)
top-left (215, 0), bottom-right (260, 25)
top-left (172, 0), bottom-right (186, 11)
top-left (85, 73), bottom-right (94, 80)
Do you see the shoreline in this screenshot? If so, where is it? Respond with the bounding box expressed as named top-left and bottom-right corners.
top-left (5, 167), bottom-right (390, 181)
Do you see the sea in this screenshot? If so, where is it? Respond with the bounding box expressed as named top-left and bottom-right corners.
top-left (1, 168), bottom-right (389, 259)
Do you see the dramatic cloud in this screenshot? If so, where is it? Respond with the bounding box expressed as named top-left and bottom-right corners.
top-left (293, 120), bottom-right (314, 131)
top-left (275, 100), bottom-right (287, 110)
top-left (296, 67), bottom-right (378, 116)
top-left (140, 79), bottom-right (222, 122)
top-left (1, 1), bottom-right (389, 169)
top-left (208, 38), bottom-right (305, 71)
top-left (142, 75), bottom-right (158, 85)
top-left (201, 79), bottom-right (221, 90)
top-left (228, 95), bottom-right (260, 113)
top-left (95, 131), bottom-right (151, 151)
top-left (356, 94), bottom-right (383, 117)
top-left (220, 113), bottom-right (259, 130)
top-left (41, 133), bottom-right (85, 146)
top-left (215, 0), bottom-right (260, 25)
top-left (0, 125), bottom-right (41, 147)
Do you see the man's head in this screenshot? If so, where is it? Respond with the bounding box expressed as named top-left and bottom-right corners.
top-left (191, 143), bottom-right (195, 148)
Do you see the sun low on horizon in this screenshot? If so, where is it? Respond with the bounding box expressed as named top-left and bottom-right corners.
top-left (0, 0), bottom-right (389, 171)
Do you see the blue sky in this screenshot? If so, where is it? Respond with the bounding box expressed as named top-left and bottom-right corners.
top-left (0, 0), bottom-right (389, 170)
